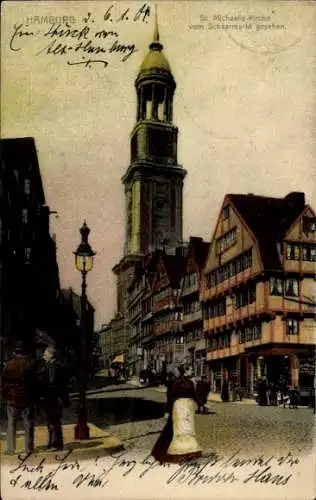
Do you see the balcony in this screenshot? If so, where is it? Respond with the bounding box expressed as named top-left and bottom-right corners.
top-left (182, 310), bottom-right (202, 325)
top-left (155, 320), bottom-right (183, 336)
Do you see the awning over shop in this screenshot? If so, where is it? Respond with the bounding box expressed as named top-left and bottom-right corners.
top-left (112, 354), bottom-right (124, 363)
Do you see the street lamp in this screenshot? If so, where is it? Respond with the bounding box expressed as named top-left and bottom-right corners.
top-left (74, 221), bottom-right (96, 440)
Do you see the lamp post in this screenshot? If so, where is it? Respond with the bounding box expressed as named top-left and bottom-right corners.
top-left (74, 221), bottom-right (96, 440)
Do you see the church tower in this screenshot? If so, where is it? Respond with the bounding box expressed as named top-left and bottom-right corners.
top-left (123, 9), bottom-right (186, 256)
top-left (113, 10), bottom-right (186, 314)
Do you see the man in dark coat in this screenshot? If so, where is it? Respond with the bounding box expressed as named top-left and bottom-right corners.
top-left (221, 379), bottom-right (229, 402)
top-left (257, 377), bottom-right (268, 406)
top-left (196, 376), bottom-right (211, 413)
top-left (38, 346), bottom-right (66, 450)
top-left (289, 386), bottom-right (299, 409)
top-left (2, 340), bottom-right (38, 455)
top-left (269, 382), bottom-right (278, 406)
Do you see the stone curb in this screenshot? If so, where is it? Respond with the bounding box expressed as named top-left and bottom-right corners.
top-left (0, 423), bottom-right (123, 463)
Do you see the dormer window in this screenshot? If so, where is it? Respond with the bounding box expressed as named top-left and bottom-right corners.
top-left (222, 205), bottom-right (230, 219)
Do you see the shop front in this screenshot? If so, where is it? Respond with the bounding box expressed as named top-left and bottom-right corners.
top-left (207, 360), bottom-right (222, 392)
top-left (207, 356), bottom-right (254, 396)
top-left (244, 344), bottom-right (315, 395)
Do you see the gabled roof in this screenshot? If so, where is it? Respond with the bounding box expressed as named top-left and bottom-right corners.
top-left (181, 237), bottom-right (210, 277)
top-left (227, 192), bottom-right (307, 270)
top-left (188, 237), bottom-right (210, 270)
top-left (149, 248), bottom-right (186, 293)
top-left (161, 252), bottom-right (186, 288)
top-left (139, 250), bottom-right (163, 292)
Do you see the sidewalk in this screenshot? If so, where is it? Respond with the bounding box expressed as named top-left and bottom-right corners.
top-left (1, 422), bottom-right (123, 464)
top-left (70, 383), bottom-right (145, 398)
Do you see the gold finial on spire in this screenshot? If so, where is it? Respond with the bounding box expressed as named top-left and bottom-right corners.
top-left (153, 4), bottom-right (160, 43)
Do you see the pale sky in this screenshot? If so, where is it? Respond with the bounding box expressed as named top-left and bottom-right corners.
top-left (2, 1), bottom-right (316, 329)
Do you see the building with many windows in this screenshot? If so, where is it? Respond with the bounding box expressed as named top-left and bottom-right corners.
top-left (127, 261), bottom-right (146, 376)
top-left (180, 237), bottom-right (210, 377)
top-left (201, 192), bottom-right (315, 395)
top-left (127, 248), bottom-right (187, 374)
top-left (97, 315), bottom-right (128, 371)
top-left (97, 323), bottom-right (114, 371)
top-left (1, 138), bottom-right (60, 362)
top-left (150, 248), bottom-right (186, 370)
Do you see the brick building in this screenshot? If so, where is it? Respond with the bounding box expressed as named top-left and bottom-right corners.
top-left (149, 247), bottom-right (187, 371)
top-left (180, 237), bottom-right (210, 377)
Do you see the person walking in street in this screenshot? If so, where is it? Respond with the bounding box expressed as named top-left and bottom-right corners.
top-left (257, 377), bottom-right (268, 406)
top-left (151, 364), bottom-right (202, 464)
top-left (230, 380), bottom-right (237, 402)
top-left (278, 375), bottom-right (288, 407)
top-left (236, 383), bottom-right (244, 402)
top-left (196, 376), bottom-right (211, 413)
top-left (2, 340), bottom-right (38, 456)
top-left (38, 346), bottom-right (66, 451)
top-left (289, 386), bottom-right (299, 409)
top-left (221, 379), bottom-right (229, 402)
top-left (269, 382), bottom-right (278, 406)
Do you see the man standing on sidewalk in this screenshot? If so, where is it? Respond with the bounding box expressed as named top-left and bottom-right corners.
top-left (2, 340), bottom-right (38, 456)
top-left (39, 346), bottom-right (66, 451)
top-left (196, 376), bottom-right (211, 413)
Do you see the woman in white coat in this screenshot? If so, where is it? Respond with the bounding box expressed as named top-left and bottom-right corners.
top-left (151, 364), bottom-right (202, 464)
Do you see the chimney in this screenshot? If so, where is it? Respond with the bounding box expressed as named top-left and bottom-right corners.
top-left (284, 192), bottom-right (305, 209)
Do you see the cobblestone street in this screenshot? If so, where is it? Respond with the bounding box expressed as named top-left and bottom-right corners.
top-left (87, 385), bottom-right (315, 458)
top-left (1, 384), bottom-right (315, 500)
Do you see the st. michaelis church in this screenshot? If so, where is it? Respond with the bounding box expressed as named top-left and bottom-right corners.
top-left (112, 12), bottom-right (186, 320)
